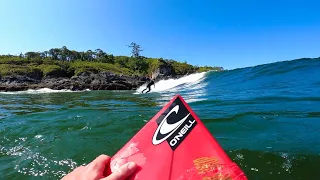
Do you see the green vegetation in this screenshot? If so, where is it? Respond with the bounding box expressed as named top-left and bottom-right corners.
top-left (197, 66), bottom-right (222, 72)
top-left (0, 44), bottom-right (223, 78)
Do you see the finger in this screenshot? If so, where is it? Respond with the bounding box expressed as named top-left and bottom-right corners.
top-left (69, 165), bottom-right (85, 173)
top-left (86, 154), bottom-right (111, 172)
top-left (61, 165), bottom-right (85, 180)
top-left (76, 165), bottom-right (85, 171)
top-left (102, 162), bottom-right (137, 180)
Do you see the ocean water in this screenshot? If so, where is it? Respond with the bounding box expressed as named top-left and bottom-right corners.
top-left (1, 58), bottom-right (320, 179)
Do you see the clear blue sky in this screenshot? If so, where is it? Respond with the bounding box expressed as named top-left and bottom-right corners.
top-left (0, 0), bottom-right (319, 69)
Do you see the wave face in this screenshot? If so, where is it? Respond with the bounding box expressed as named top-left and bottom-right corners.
top-left (0, 58), bottom-right (320, 179)
top-left (135, 72), bottom-right (208, 104)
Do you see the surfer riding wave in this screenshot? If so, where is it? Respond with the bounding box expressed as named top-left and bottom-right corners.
top-left (142, 78), bottom-right (155, 93)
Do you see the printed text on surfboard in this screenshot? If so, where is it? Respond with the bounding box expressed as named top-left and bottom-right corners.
top-left (152, 97), bottom-right (197, 150)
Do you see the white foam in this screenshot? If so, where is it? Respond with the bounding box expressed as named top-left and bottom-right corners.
top-left (135, 72), bottom-right (207, 94)
top-left (134, 71), bottom-right (210, 105)
top-left (34, 135), bottom-right (43, 139)
top-left (0, 88), bottom-right (90, 94)
top-left (1, 136), bottom-right (78, 178)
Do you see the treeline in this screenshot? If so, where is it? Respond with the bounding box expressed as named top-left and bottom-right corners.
top-left (17, 46), bottom-right (116, 64)
top-left (0, 43), bottom-right (223, 78)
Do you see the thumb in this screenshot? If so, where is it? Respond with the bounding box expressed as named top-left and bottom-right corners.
top-left (102, 162), bottom-right (137, 180)
top-left (86, 154), bottom-right (111, 172)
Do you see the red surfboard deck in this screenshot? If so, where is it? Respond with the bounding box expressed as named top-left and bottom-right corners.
top-left (108, 95), bottom-right (247, 180)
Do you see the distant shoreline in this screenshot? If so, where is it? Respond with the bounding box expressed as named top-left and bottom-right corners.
top-left (0, 71), bottom-right (210, 92)
top-left (0, 46), bottom-right (223, 92)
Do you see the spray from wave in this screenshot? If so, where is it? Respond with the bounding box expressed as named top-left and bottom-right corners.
top-left (134, 71), bottom-right (210, 105)
top-left (135, 72), bottom-right (207, 94)
top-left (0, 88), bottom-right (90, 95)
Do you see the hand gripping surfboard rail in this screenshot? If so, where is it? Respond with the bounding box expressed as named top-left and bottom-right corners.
top-left (107, 95), bottom-right (248, 180)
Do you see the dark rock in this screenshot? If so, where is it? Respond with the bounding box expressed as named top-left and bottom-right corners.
top-left (1, 75), bottom-right (40, 84)
top-left (46, 69), bottom-right (73, 78)
top-left (26, 69), bottom-right (43, 80)
top-left (77, 71), bottom-right (93, 78)
top-left (151, 64), bottom-right (176, 80)
top-left (0, 65), bottom-right (183, 92)
top-left (139, 76), bottom-right (148, 81)
top-left (0, 84), bottom-right (29, 92)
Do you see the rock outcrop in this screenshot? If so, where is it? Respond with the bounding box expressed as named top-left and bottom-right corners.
top-left (0, 71), bottom-right (148, 92)
top-left (151, 64), bottom-right (176, 80)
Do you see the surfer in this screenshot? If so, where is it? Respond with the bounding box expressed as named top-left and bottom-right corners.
top-left (142, 78), bottom-right (155, 93)
top-left (62, 154), bottom-right (137, 180)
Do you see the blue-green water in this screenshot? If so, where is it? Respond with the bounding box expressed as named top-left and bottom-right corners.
top-left (1, 58), bottom-right (320, 179)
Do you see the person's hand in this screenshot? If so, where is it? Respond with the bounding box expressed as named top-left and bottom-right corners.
top-left (61, 154), bottom-right (137, 180)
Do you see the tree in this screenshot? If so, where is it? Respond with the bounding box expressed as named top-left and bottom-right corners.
top-left (86, 50), bottom-right (93, 61)
top-left (95, 49), bottom-right (104, 58)
top-left (127, 42), bottom-right (145, 72)
top-left (25, 52), bottom-right (40, 59)
top-left (127, 42), bottom-right (143, 58)
top-left (105, 54), bottom-right (115, 64)
top-left (95, 49), bottom-right (105, 62)
top-left (61, 46), bottom-right (71, 61)
top-left (48, 48), bottom-right (60, 60)
top-left (70, 50), bottom-right (80, 61)
top-left (42, 51), bottom-right (49, 59)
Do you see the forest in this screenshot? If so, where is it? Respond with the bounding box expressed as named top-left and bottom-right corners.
top-left (0, 43), bottom-right (223, 78)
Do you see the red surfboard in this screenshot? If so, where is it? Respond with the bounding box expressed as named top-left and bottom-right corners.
top-left (108, 95), bottom-right (247, 180)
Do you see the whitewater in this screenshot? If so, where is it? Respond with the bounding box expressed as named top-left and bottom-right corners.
top-left (135, 71), bottom-right (207, 93)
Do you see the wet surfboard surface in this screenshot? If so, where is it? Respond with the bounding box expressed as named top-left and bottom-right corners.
top-left (107, 94), bottom-right (248, 180)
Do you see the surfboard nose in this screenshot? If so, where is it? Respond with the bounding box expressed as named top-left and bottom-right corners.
top-left (109, 95), bottom-right (248, 180)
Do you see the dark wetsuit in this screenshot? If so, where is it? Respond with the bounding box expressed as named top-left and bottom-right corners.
top-left (142, 80), bottom-right (155, 93)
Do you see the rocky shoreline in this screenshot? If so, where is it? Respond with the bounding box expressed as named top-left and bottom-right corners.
top-left (0, 71), bottom-right (151, 92)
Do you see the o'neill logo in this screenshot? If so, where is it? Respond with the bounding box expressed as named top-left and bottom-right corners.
top-left (152, 97), bottom-right (197, 150)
